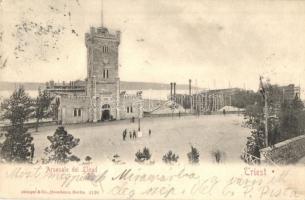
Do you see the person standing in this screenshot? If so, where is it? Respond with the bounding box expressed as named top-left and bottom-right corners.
top-left (129, 131), bottom-right (132, 139)
top-left (133, 130), bottom-right (137, 139)
top-left (149, 129), bottom-right (151, 137)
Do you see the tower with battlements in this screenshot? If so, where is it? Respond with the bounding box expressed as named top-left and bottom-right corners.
top-left (45, 1), bottom-right (143, 124)
top-left (85, 26), bottom-right (121, 121)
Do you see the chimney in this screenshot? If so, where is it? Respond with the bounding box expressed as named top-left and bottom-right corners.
top-left (170, 82), bottom-right (173, 100)
top-left (173, 82), bottom-right (176, 99)
top-left (189, 79), bottom-right (192, 96)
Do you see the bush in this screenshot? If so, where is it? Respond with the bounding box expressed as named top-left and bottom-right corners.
top-left (211, 149), bottom-right (225, 163)
top-left (135, 147), bottom-right (151, 163)
top-left (162, 150), bottom-right (179, 164)
top-left (187, 146), bottom-right (199, 164)
top-left (85, 156), bottom-right (92, 162)
top-left (44, 126), bottom-right (80, 163)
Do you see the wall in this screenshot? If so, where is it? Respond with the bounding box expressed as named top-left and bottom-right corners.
top-left (119, 95), bottom-right (143, 119)
top-left (260, 135), bottom-right (305, 165)
top-left (59, 96), bottom-right (91, 124)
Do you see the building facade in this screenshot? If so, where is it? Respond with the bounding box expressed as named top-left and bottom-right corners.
top-left (46, 26), bottom-right (143, 124)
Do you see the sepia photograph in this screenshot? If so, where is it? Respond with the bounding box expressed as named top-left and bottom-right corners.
top-left (0, 0), bottom-right (305, 199)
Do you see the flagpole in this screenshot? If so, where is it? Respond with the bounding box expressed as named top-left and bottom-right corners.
top-left (101, 0), bottom-right (104, 27)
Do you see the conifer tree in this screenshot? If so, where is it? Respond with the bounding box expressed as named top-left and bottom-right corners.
top-left (44, 126), bottom-right (80, 163)
top-left (33, 88), bottom-right (53, 132)
top-left (0, 87), bottom-right (35, 163)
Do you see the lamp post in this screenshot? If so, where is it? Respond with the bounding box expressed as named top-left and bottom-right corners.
top-left (260, 76), bottom-right (269, 148)
top-left (264, 91), bottom-right (268, 147)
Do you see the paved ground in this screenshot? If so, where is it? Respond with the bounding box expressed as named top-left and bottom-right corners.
top-left (30, 114), bottom-right (251, 164)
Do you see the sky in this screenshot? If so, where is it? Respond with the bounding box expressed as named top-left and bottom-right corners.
top-left (0, 0), bottom-right (305, 95)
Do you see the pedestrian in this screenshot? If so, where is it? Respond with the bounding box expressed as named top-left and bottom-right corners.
top-left (149, 129), bottom-right (151, 137)
top-left (123, 129), bottom-right (127, 141)
top-left (178, 111), bottom-right (181, 118)
top-left (223, 109), bottom-right (226, 116)
top-left (129, 131), bottom-right (132, 139)
top-left (122, 131), bottom-right (125, 141)
top-left (133, 130), bottom-right (136, 139)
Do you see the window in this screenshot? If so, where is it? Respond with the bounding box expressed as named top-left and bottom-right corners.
top-left (127, 106), bottom-right (129, 113)
top-left (130, 106), bottom-right (133, 113)
top-left (74, 108), bottom-right (81, 117)
top-left (103, 69), bottom-right (109, 79)
top-left (102, 46), bottom-right (109, 53)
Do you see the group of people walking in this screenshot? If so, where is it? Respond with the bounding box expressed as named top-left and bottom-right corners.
top-left (122, 128), bottom-right (151, 141)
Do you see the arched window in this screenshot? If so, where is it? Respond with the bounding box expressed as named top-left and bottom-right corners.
top-left (102, 104), bottom-right (110, 109)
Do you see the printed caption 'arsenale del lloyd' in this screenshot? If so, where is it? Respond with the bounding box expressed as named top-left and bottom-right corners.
top-left (46, 22), bottom-right (144, 124)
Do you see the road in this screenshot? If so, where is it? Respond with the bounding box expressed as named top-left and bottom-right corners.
top-left (30, 114), bottom-right (251, 164)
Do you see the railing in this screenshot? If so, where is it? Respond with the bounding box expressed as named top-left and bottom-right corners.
top-left (241, 149), bottom-right (260, 165)
top-left (241, 148), bottom-right (279, 167)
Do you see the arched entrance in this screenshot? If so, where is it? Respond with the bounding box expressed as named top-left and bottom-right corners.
top-left (101, 104), bottom-right (111, 121)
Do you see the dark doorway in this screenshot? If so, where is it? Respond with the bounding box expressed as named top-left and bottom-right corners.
top-left (102, 110), bottom-right (110, 121)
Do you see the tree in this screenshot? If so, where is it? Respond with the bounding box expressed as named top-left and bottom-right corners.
top-left (44, 126), bottom-right (80, 163)
top-left (162, 150), bottom-right (179, 164)
top-left (187, 146), bottom-right (199, 164)
top-left (0, 87), bottom-right (33, 126)
top-left (0, 87), bottom-right (35, 163)
top-left (135, 147), bottom-right (151, 163)
top-left (279, 96), bottom-right (305, 141)
top-left (33, 88), bottom-right (54, 132)
top-left (241, 83), bottom-right (305, 164)
top-left (1, 126), bottom-right (34, 163)
top-left (211, 149), bottom-right (225, 163)
top-left (241, 84), bottom-right (281, 164)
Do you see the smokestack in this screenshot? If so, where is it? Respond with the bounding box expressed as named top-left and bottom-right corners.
top-left (173, 82), bottom-right (176, 99)
top-left (170, 82), bottom-right (173, 100)
top-left (189, 79), bottom-right (192, 96)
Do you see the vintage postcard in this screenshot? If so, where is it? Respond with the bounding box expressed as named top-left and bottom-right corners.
top-left (0, 0), bottom-right (305, 199)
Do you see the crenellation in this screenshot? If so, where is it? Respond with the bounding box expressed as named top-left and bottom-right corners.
top-left (47, 22), bottom-right (142, 124)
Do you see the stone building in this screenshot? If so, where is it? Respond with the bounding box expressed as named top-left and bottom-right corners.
top-left (46, 25), bottom-right (143, 124)
top-left (278, 84), bottom-right (300, 101)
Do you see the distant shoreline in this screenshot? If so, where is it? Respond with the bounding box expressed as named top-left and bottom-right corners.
top-left (0, 81), bottom-right (200, 91)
